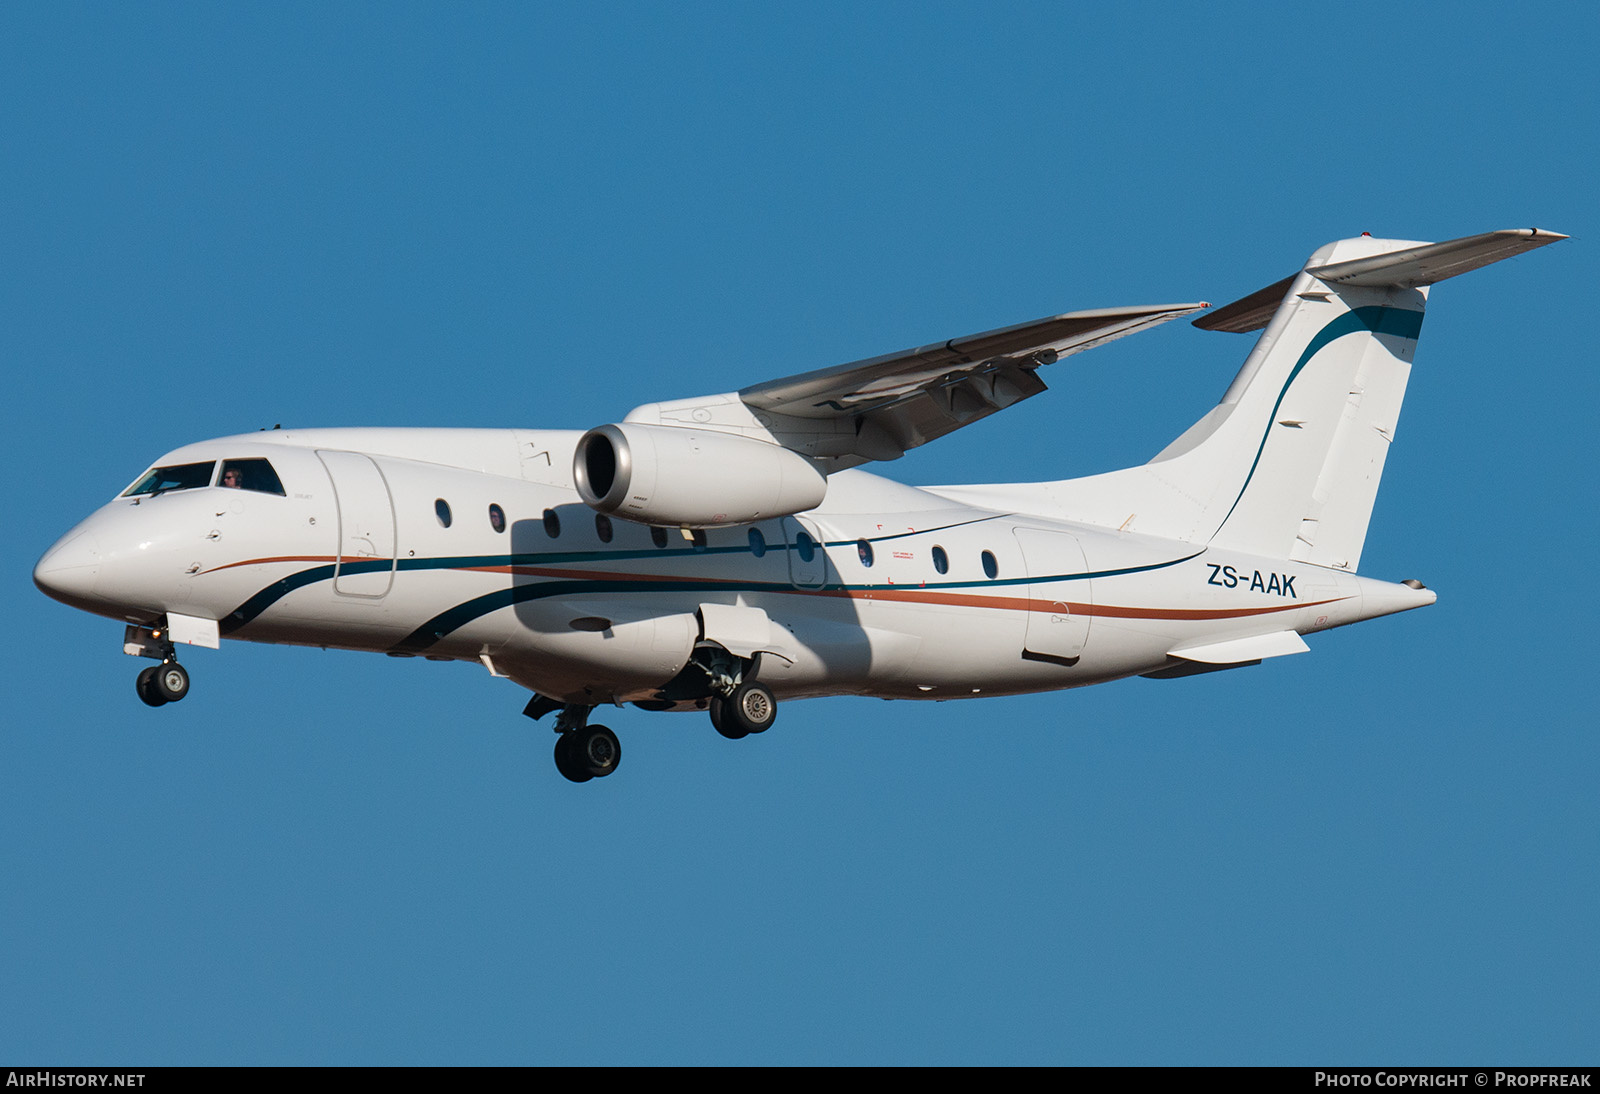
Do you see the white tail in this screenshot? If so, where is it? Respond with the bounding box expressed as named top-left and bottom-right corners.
top-left (946, 229), bottom-right (1565, 571)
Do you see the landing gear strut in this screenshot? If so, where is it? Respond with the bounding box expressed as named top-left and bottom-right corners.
top-left (129, 621), bottom-right (191, 708)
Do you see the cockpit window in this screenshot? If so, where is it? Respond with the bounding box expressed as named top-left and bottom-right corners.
top-left (219, 459), bottom-right (286, 496)
top-left (122, 461), bottom-right (216, 497)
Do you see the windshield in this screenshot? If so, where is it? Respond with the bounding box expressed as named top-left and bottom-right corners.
top-left (218, 458), bottom-right (285, 496)
top-left (121, 461), bottom-right (216, 497)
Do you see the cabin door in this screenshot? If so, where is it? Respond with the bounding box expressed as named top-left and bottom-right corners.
top-left (317, 450), bottom-right (397, 598)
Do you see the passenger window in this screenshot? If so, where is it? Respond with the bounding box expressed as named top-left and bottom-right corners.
top-left (796, 532), bottom-right (816, 563)
top-left (857, 539), bottom-right (874, 567)
top-left (435, 499), bottom-right (452, 528)
top-left (931, 545), bottom-right (949, 575)
top-left (650, 526), bottom-right (668, 549)
top-left (122, 461), bottom-right (215, 497)
top-left (595, 514), bottom-right (613, 543)
top-left (981, 550), bottom-right (998, 579)
top-left (488, 504), bottom-right (506, 534)
top-left (748, 528), bottom-right (766, 558)
top-left (543, 508), bottom-right (561, 538)
top-left (219, 458), bottom-right (285, 496)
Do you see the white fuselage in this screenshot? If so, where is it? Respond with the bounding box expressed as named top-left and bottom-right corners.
top-left (34, 426), bottom-right (1428, 709)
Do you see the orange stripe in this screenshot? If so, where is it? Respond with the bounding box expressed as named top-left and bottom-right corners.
top-left (210, 557), bottom-right (1348, 625)
top-left (466, 563), bottom-right (1348, 622)
top-left (201, 555), bottom-right (339, 574)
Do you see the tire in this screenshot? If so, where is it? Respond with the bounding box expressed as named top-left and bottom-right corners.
top-left (154, 662), bottom-right (190, 703)
top-left (572, 724), bottom-right (621, 778)
top-left (136, 666), bottom-right (168, 708)
top-left (719, 682), bottom-right (776, 737)
top-left (708, 696), bottom-right (747, 740)
top-left (553, 734), bottom-right (593, 783)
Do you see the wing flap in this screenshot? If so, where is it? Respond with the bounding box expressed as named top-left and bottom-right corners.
top-left (1191, 274), bottom-right (1297, 334)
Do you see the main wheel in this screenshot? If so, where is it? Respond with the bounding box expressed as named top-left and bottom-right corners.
top-left (571, 724), bottom-right (621, 778)
top-left (136, 666), bottom-right (168, 708)
top-left (153, 662), bottom-right (190, 703)
top-left (708, 695), bottom-right (746, 739)
top-left (553, 733), bottom-right (592, 783)
top-left (714, 682), bottom-right (776, 738)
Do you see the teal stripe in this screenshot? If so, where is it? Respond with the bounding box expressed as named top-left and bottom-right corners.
top-left (219, 513), bottom-right (1005, 631)
top-left (221, 544), bottom-right (1203, 650)
top-left (387, 550), bottom-right (1204, 653)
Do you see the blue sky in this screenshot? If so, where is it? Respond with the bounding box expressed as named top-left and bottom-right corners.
top-left (3, 3), bottom-right (1595, 1064)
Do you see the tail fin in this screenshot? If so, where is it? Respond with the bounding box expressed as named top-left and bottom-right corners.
top-left (1033, 229), bottom-right (1564, 569)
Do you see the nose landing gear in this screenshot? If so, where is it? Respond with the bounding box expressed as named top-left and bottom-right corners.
top-left (127, 622), bottom-right (192, 708)
top-left (135, 660), bottom-right (190, 707)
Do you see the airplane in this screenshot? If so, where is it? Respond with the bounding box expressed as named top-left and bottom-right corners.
top-left (34, 228), bottom-right (1565, 783)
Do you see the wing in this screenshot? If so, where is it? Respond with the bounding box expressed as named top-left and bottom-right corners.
top-left (737, 302), bottom-right (1206, 465)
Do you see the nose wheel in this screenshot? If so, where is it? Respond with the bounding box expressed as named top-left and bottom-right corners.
top-left (136, 661), bottom-right (190, 707)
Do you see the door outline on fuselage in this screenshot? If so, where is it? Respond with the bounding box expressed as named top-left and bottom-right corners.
top-left (1012, 527), bottom-right (1091, 666)
top-left (782, 515), bottom-right (827, 589)
top-left (316, 450), bottom-right (397, 598)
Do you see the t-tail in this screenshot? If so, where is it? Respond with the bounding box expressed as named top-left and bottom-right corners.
top-left (1034, 229), bottom-right (1566, 570)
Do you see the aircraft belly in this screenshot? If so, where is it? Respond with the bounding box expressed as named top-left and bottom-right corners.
top-left (495, 597), bottom-right (698, 704)
top-left (742, 594), bottom-right (1031, 698)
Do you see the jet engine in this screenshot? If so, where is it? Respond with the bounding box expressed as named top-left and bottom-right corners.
top-left (573, 423), bottom-right (827, 528)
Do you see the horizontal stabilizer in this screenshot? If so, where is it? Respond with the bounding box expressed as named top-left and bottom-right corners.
top-left (1307, 229), bottom-right (1567, 287)
top-left (1192, 274), bottom-right (1296, 334)
top-left (1169, 630), bottom-right (1308, 664)
top-left (1193, 229), bottom-right (1567, 334)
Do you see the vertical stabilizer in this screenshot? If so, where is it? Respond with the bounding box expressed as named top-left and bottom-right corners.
top-left (1190, 235), bottom-right (1430, 568)
top-left (994, 230), bottom-right (1564, 570)
top-left (1188, 229), bottom-right (1564, 569)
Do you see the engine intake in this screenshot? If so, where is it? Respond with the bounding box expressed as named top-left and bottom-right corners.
top-left (573, 423), bottom-right (827, 528)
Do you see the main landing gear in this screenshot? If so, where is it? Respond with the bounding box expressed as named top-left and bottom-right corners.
top-left (523, 700), bottom-right (622, 783)
top-left (553, 724), bottom-right (621, 784)
top-left (522, 665), bottom-right (781, 784)
top-left (672, 646), bottom-right (778, 740)
top-left (709, 680), bottom-right (777, 740)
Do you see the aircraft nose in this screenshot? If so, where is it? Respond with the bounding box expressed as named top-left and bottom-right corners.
top-left (33, 529), bottom-right (103, 607)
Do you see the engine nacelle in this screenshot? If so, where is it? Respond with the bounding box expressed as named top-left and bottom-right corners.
top-left (573, 423), bottom-right (828, 528)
